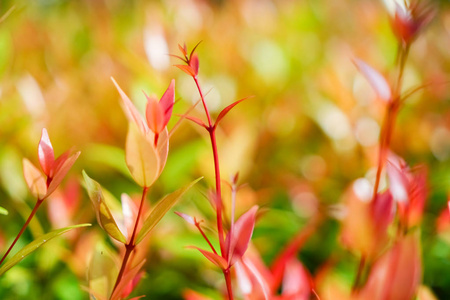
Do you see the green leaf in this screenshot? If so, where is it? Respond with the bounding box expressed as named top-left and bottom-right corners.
top-left (135, 177), bottom-right (202, 244)
top-left (0, 206), bottom-right (7, 215)
top-left (0, 223), bottom-right (91, 276)
top-left (82, 171), bottom-right (127, 244)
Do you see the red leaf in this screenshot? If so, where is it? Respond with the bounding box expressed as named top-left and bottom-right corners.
top-left (190, 54), bottom-right (199, 77)
top-left (38, 128), bottom-right (54, 176)
top-left (354, 58), bottom-right (392, 102)
top-left (214, 97), bottom-right (250, 128)
top-left (188, 246), bottom-right (228, 270)
top-left (46, 151), bottom-right (80, 197)
top-left (228, 205), bottom-right (258, 266)
top-left (159, 79), bottom-right (175, 127)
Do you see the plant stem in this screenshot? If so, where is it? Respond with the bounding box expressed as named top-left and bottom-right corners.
top-left (0, 199), bottom-right (43, 266)
top-left (193, 77), bottom-right (225, 255)
top-left (352, 43), bottom-right (410, 294)
top-left (111, 186), bottom-right (148, 298)
top-left (224, 268), bottom-right (234, 300)
top-left (195, 223), bottom-right (218, 255)
top-left (193, 76), bottom-right (231, 299)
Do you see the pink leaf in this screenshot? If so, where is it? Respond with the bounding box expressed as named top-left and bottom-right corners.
top-left (281, 257), bottom-right (311, 299)
top-left (121, 193), bottom-right (138, 242)
top-left (175, 211), bottom-right (195, 225)
top-left (214, 97), bottom-right (250, 128)
top-left (111, 77), bottom-right (148, 134)
top-left (188, 246), bottom-right (228, 270)
top-left (145, 93), bottom-right (165, 134)
top-left (354, 58), bottom-right (392, 102)
top-left (235, 257), bottom-right (271, 300)
top-left (358, 233), bottom-right (422, 300)
top-left (159, 79), bottom-right (175, 127)
top-left (38, 128), bottom-right (54, 176)
top-left (386, 160), bottom-right (409, 203)
top-left (23, 158), bottom-right (47, 199)
top-left (228, 205), bottom-right (258, 266)
top-left (46, 151), bottom-right (80, 198)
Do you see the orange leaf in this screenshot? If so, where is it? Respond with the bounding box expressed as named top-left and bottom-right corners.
top-left (175, 65), bottom-right (196, 77)
top-left (23, 158), bottom-right (47, 199)
top-left (189, 246), bottom-right (228, 270)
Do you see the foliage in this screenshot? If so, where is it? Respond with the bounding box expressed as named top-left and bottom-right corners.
top-left (0, 0), bottom-right (449, 299)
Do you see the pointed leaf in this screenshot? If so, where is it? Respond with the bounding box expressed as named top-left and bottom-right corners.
top-left (125, 124), bottom-right (160, 187)
top-left (0, 223), bottom-right (91, 276)
top-left (175, 65), bottom-right (196, 77)
top-left (214, 97), bottom-right (250, 128)
top-left (83, 171), bottom-right (127, 243)
top-left (145, 93), bottom-right (165, 134)
top-left (121, 193), bottom-right (136, 241)
top-left (189, 41), bottom-right (202, 61)
top-left (229, 205), bottom-right (258, 266)
top-left (135, 177), bottom-right (202, 244)
top-left (181, 114), bottom-right (207, 128)
top-left (190, 54), bottom-right (199, 77)
top-left (46, 151), bottom-right (80, 198)
top-left (281, 257), bottom-right (311, 298)
top-left (111, 77), bottom-right (148, 134)
top-left (174, 211), bottom-right (195, 225)
top-left (386, 161), bottom-right (409, 203)
top-left (23, 158), bottom-right (47, 199)
top-left (188, 246), bottom-right (228, 270)
top-left (38, 128), bottom-right (54, 176)
top-left (354, 58), bottom-right (392, 102)
top-left (235, 257), bottom-right (271, 300)
top-left (178, 43), bottom-right (187, 58)
top-left (159, 79), bottom-right (175, 127)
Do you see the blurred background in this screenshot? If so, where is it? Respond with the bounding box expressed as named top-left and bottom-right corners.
top-left (0, 0), bottom-right (449, 299)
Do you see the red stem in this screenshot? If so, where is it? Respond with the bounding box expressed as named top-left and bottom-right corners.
top-left (352, 42), bottom-right (410, 294)
top-left (193, 75), bottom-right (230, 298)
top-left (224, 268), bottom-right (234, 300)
top-left (111, 186), bottom-right (148, 298)
top-left (193, 77), bottom-right (225, 255)
top-left (196, 222), bottom-right (218, 255)
top-left (0, 199), bottom-right (43, 266)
